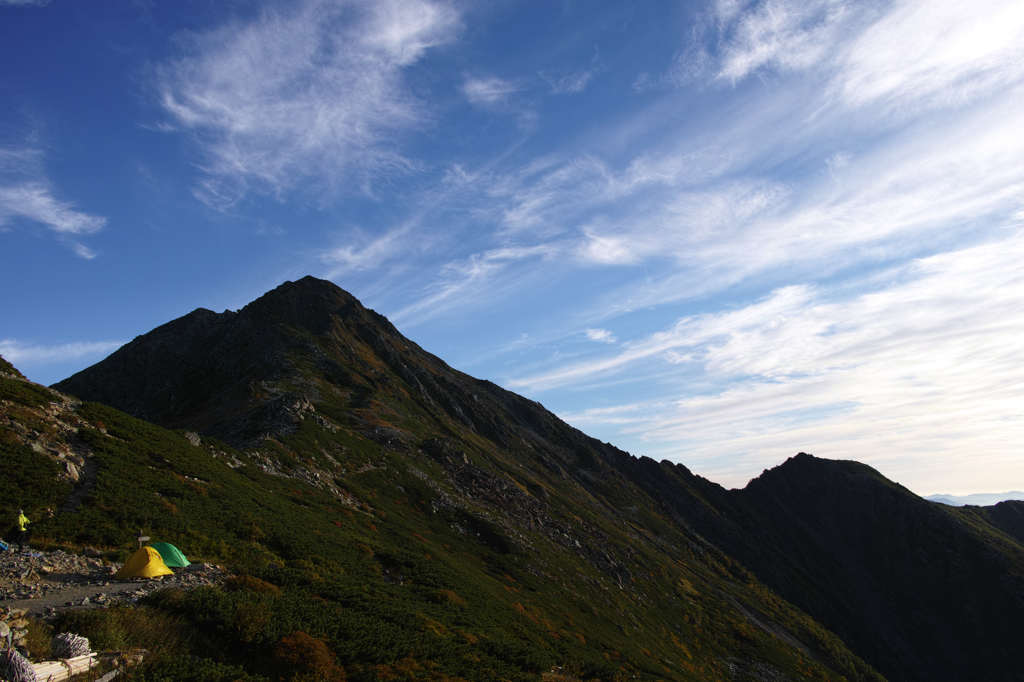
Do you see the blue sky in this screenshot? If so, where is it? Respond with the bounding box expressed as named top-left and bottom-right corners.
top-left (3, 0), bottom-right (1024, 496)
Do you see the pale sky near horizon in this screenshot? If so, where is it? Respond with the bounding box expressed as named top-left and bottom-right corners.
top-left (3, 0), bottom-right (1023, 497)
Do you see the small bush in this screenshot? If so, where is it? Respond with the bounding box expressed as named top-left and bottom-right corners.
top-left (225, 574), bottom-right (282, 595)
top-left (0, 428), bottom-right (20, 448)
top-left (234, 602), bottom-right (271, 644)
top-left (435, 589), bottom-right (468, 608)
top-left (125, 656), bottom-right (270, 682)
top-left (272, 631), bottom-right (345, 682)
top-left (53, 605), bottom-right (188, 661)
top-left (0, 355), bottom-right (24, 377)
top-left (22, 616), bottom-right (53, 661)
top-left (0, 376), bottom-right (54, 408)
top-left (0, 444), bottom-right (73, 514)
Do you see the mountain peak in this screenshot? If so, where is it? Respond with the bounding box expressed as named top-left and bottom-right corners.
top-left (748, 451), bottom-right (892, 489)
top-left (52, 276), bottom-right (449, 447)
top-left (239, 276), bottom-right (362, 331)
top-left (52, 276), bottom-right (380, 439)
top-left (261, 275), bottom-right (356, 305)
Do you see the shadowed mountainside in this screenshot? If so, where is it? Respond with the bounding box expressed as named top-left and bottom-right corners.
top-left (51, 277), bottom-right (1024, 682)
top-left (629, 455), bottom-right (1024, 682)
top-left (729, 457), bottom-right (1024, 682)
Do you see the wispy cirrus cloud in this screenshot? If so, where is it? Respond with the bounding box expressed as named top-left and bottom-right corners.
top-left (712, 0), bottom-right (860, 82)
top-left (380, 55), bottom-right (1024, 336)
top-left (0, 145), bottom-right (106, 258)
top-left (390, 244), bottom-right (559, 326)
top-left (460, 73), bottom-right (541, 130)
top-left (490, 154), bottom-right (632, 234)
top-left (157, 0), bottom-right (461, 206)
top-left (321, 222), bottom-right (421, 274)
top-left (0, 185), bottom-right (106, 238)
top-left (462, 75), bottom-right (526, 107)
top-left (834, 0), bottom-right (1024, 118)
top-left (697, 0), bottom-right (1024, 119)
top-left (512, 284), bottom-right (820, 392)
top-left (470, 46), bottom-right (1024, 304)
top-left (461, 56), bottom-right (600, 128)
top-left (540, 68), bottom-right (597, 95)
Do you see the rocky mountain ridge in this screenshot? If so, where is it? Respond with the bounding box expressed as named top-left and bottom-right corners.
top-left (8, 351), bottom-right (876, 682)
top-left (43, 277), bottom-right (1024, 681)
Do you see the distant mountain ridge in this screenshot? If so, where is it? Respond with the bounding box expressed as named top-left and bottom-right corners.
top-left (51, 276), bottom-right (1024, 682)
top-left (925, 491), bottom-right (1024, 506)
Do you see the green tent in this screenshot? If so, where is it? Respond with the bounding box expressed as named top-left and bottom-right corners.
top-left (148, 541), bottom-right (191, 568)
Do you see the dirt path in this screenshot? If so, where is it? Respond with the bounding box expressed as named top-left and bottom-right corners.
top-left (4, 581), bottom-right (143, 616)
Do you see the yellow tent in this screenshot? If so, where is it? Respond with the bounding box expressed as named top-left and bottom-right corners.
top-left (114, 546), bottom-right (173, 579)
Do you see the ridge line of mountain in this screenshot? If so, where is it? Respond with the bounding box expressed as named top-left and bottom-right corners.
top-left (45, 277), bottom-right (1024, 682)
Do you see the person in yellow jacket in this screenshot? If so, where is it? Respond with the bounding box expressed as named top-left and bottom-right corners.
top-left (15, 509), bottom-right (30, 552)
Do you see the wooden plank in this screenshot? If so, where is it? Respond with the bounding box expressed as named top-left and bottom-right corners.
top-left (31, 653), bottom-right (97, 682)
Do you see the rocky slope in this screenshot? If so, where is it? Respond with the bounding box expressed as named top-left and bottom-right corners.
top-left (49, 277), bottom-right (1024, 682)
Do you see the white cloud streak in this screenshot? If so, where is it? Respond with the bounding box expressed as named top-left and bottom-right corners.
top-left (462, 76), bottom-right (525, 107)
top-left (0, 184), bottom-right (106, 236)
top-left (389, 244), bottom-right (559, 326)
top-left (0, 145), bottom-right (106, 258)
top-left (584, 328), bottom-right (617, 344)
top-left (0, 339), bottom-right (124, 366)
top-left (157, 0), bottom-right (461, 205)
top-left (836, 0), bottom-right (1024, 115)
top-left (322, 223), bottom-right (419, 274)
top-left (705, 0), bottom-right (1024, 120)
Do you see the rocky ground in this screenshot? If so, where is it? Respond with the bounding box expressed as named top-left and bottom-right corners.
top-left (0, 547), bottom-right (225, 618)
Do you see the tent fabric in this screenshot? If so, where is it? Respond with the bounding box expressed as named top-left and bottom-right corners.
top-left (114, 546), bottom-right (173, 579)
top-left (149, 542), bottom-right (190, 568)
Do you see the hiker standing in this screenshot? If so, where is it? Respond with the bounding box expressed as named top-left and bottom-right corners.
top-left (15, 509), bottom-right (29, 552)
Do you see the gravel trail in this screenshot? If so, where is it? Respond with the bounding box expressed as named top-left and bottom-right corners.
top-left (1, 549), bottom-right (224, 617)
